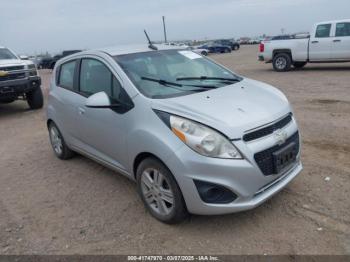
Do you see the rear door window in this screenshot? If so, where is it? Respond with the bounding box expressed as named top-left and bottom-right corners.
top-left (315, 24), bottom-right (332, 38)
top-left (335, 22), bottom-right (350, 37)
top-left (58, 60), bottom-right (77, 89)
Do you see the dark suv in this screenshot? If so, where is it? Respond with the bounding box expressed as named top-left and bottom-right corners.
top-left (41, 50), bottom-right (82, 69)
top-left (214, 39), bottom-right (240, 51)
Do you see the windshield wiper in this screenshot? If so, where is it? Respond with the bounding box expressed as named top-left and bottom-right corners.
top-left (176, 76), bottom-right (241, 82)
top-left (141, 76), bottom-right (217, 91)
top-left (141, 76), bottom-right (182, 87)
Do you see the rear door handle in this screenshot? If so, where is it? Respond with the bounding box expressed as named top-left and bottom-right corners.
top-left (78, 107), bottom-right (85, 115)
top-left (333, 39), bottom-right (341, 42)
top-left (311, 41), bottom-right (319, 44)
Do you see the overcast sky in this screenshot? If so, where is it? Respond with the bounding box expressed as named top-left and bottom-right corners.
top-left (1, 0), bottom-right (349, 54)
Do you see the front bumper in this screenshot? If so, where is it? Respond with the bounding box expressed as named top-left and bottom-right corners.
top-left (0, 76), bottom-right (41, 97)
top-left (165, 118), bottom-right (302, 215)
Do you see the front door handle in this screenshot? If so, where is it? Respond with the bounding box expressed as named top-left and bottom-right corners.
top-left (78, 107), bottom-right (85, 115)
top-left (333, 39), bottom-right (341, 42)
top-left (311, 40), bottom-right (319, 44)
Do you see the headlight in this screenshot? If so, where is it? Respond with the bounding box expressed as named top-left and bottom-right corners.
top-left (156, 111), bottom-right (242, 159)
top-left (28, 64), bottom-right (37, 76)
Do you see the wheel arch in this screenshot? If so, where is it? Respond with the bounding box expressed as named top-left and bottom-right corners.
top-left (133, 152), bottom-right (167, 180)
top-left (273, 49), bottom-right (293, 60)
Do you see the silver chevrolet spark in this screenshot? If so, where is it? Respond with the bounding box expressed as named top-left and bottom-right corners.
top-left (47, 44), bottom-right (302, 223)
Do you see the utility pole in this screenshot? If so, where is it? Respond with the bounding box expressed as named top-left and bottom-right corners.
top-left (162, 16), bottom-right (167, 43)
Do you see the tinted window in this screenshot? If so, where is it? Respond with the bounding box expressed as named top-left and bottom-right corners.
top-left (336, 22), bottom-right (350, 37)
top-left (79, 59), bottom-right (123, 100)
top-left (315, 24), bottom-right (331, 38)
top-left (58, 60), bottom-right (76, 89)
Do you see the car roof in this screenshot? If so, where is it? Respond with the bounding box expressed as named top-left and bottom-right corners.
top-left (94, 44), bottom-right (184, 56)
top-left (316, 19), bottom-right (350, 24)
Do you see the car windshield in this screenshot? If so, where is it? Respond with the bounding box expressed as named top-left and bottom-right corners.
top-left (0, 48), bottom-right (17, 60)
top-left (114, 50), bottom-right (241, 99)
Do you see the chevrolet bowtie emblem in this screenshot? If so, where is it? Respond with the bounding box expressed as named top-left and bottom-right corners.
top-left (273, 129), bottom-right (288, 145)
top-left (0, 70), bottom-right (9, 77)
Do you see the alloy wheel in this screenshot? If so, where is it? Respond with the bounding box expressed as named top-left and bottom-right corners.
top-left (50, 126), bottom-right (63, 155)
top-left (140, 168), bottom-right (175, 216)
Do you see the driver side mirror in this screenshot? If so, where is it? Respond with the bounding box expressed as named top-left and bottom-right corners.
top-left (85, 92), bottom-right (114, 108)
top-left (85, 91), bottom-right (132, 111)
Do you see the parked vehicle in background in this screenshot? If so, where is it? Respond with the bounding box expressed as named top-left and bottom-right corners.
top-left (259, 19), bottom-right (350, 71)
top-left (44, 50), bottom-right (82, 69)
top-left (199, 43), bottom-right (231, 53)
top-left (38, 56), bottom-right (53, 69)
top-left (238, 37), bottom-right (251, 45)
top-left (248, 38), bottom-right (260, 44)
top-left (47, 44), bottom-right (302, 223)
top-left (270, 35), bottom-right (293, 41)
top-left (187, 46), bottom-right (209, 56)
top-left (214, 39), bottom-right (240, 50)
top-left (0, 46), bottom-right (43, 109)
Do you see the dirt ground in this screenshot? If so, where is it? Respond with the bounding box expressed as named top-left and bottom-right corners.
top-left (0, 45), bottom-right (349, 255)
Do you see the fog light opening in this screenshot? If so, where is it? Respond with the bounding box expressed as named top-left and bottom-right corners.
top-left (194, 180), bottom-right (237, 204)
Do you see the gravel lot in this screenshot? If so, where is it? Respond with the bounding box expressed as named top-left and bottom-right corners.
top-left (0, 45), bottom-right (349, 255)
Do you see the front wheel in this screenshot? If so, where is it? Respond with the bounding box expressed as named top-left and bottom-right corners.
top-left (201, 51), bottom-right (208, 56)
top-left (137, 157), bottom-right (188, 224)
top-left (26, 87), bottom-right (43, 109)
top-left (272, 53), bottom-right (292, 72)
top-left (48, 122), bottom-right (75, 160)
top-left (293, 62), bottom-right (307, 69)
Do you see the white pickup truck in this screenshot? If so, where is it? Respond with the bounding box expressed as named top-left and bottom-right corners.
top-left (258, 19), bottom-right (350, 71)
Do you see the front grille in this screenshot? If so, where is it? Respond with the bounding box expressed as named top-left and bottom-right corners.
top-left (0, 66), bottom-right (25, 71)
top-left (254, 131), bottom-right (299, 176)
top-left (243, 113), bottom-right (292, 142)
top-left (0, 73), bottom-right (26, 81)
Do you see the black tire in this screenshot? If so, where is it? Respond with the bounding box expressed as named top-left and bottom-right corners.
top-left (136, 157), bottom-right (188, 224)
top-left (272, 53), bottom-right (292, 72)
top-left (233, 45), bottom-right (239, 51)
top-left (201, 51), bottom-right (208, 56)
top-left (293, 62), bottom-right (307, 69)
top-left (26, 87), bottom-right (43, 109)
top-left (48, 122), bottom-right (75, 160)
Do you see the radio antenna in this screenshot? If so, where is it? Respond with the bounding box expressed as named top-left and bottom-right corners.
top-left (144, 30), bottom-right (158, 50)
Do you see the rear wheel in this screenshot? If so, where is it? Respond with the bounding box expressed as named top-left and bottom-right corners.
top-left (201, 51), bottom-right (208, 56)
top-left (273, 53), bottom-right (292, 72)
top-left (136, 157), bottom-right (188, 224)
top-left (26, 87), bottom-right (43, 109)
top-left (233, 45), bottom-right (239, 50)
top-left (293, 62), bottom-right (307, 69)
top-left (48, 122), bottom-right (75, 160)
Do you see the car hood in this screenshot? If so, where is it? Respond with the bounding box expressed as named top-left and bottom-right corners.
top-left (151, 78), bottom-right (291, 139)
top-left (0, 59), bottom-right (27, 67)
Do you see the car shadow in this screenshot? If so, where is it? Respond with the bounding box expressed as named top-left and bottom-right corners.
top-left (0, 102), bottom-right (34, 118)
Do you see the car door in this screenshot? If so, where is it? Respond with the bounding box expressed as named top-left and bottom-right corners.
top-left (75, 58), bottom-right (132, 171)
top-left (332, 22), bottom-right (350, 60)
top-left (55, 59), bottom-right (86, 146)
top-left (309, 23), bottom-right (333, 61)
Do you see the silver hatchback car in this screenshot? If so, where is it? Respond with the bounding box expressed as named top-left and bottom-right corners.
top-left (47, 44), bottom-right (302, 223)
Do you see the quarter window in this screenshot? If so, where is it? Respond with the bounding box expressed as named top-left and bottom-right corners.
top-left (315, 24), bottom-right (331, 38)
top-left (58, 60), bottom-right (76, 89)
top-left (336, 22), bottom-right (350, 37)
